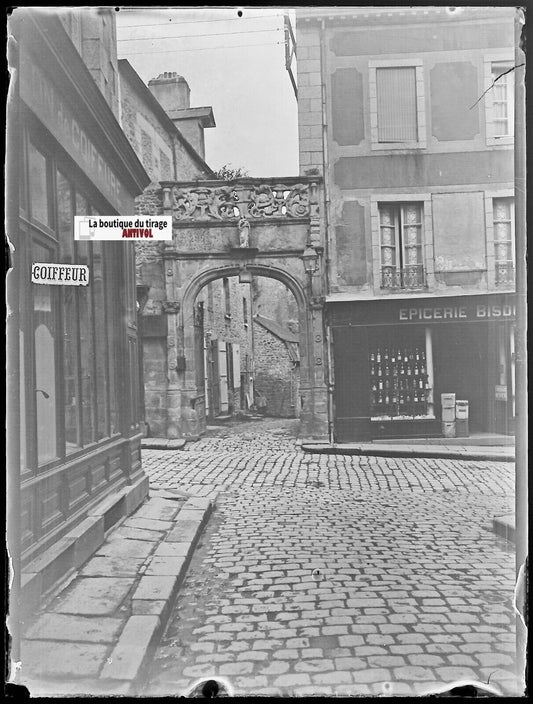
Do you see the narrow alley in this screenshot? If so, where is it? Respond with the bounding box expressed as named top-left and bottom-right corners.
top-left (142, 419), bottom-right (517, 697)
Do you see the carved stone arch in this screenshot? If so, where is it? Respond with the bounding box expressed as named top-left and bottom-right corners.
top-left (181, 262), bottom-right (311, 385)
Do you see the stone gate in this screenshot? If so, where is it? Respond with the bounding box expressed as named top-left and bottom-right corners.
top-left (136, 176), bottom-right (328, 440)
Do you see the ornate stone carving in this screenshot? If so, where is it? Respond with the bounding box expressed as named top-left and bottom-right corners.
top-left (238, 218), bottom-right (251, 247)
top-left (168, 180), bottom-right (316, 223)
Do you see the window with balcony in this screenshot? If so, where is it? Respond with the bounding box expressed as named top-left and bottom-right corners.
top-left (379, 202), bottom-right (425, 289)
top-left (493, 197), bottom-right (515, 285)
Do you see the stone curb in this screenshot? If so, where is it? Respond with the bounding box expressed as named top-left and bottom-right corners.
top-left (492, 513), bottom-right (515, 543)
top-left (98, 494), bottom-right (214, 693)
top-left (301, 444), bottom-right (515, 463)
top-left (141, 438), bottom-right (187, 450)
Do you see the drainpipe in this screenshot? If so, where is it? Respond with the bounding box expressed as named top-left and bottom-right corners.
top-left (513, 7), bottom-right (527, 690)
top-left (319, 18), bottom-right (335, 444)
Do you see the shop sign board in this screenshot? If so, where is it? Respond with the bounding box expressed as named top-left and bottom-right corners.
top-left (19, 54), bottom-right (133, 214)
top-left (328, 294), bottom-right (517, 328)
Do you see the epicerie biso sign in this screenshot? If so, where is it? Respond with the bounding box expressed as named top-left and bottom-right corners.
top-left (74, 216), bottom-right (173, 241)
top-left (32, 263), bottom-right (90, 286)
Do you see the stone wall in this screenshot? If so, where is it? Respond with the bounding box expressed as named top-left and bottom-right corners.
top-left (253, 322), bottom-right (300, 418)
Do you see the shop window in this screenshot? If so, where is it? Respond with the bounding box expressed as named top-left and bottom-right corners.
top-left (493, 198), bottom-right (515, 286)
top-left (369, 329), bottom-right (431, 420)
top-left (28, 141), bottom-right (50, 226)
top-left (379, 202), bottom-right (425, 289)
top-left (58, 171), bottom-right (82, 453)
top-left (77, 239), bottom-right (96, 445)
top-left (369, 61), bottom-right (426, 149)
top-left (33, 241), bottom-right (58, 464)
top-left (93, 241), bottom-right (109, 440)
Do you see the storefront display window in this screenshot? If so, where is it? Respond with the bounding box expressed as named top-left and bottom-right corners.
top-left (369, 328), bottom-right (430, 420)
top-left (33, 241), bottom-right (58, 464)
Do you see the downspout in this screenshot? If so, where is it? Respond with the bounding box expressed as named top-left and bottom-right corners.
top-left (319, 18), bottom-right (335, 444)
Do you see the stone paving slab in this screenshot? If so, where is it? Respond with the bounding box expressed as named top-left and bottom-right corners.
top-left (21, 640), bottom-right (108, 678)
top-left (19, 493), bottom-right (214, 696)
top-left (79, 555), bottom-right (147, 577)
top-left (24, 613), bottom-right (123, 643)
top-left (49, 577), bottom-right (133, 616)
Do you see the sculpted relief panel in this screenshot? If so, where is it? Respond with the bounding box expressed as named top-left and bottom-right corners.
top-left (168, 181), bottom-right (318, 223)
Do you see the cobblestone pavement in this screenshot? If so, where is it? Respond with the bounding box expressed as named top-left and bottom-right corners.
top-left (142, 419), bottom-right (519, 697)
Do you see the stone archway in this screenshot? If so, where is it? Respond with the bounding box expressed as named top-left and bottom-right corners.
top-left (137, 176), bottom-right (329, 441)
top-left (177, 263), bottom-right (322, 437)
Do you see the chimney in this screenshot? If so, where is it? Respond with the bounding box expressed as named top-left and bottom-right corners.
top-left (148, 71), bottom-right (191, 111)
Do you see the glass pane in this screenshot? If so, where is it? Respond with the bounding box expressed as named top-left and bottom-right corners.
top-left (28, 142), bottom-right (49, 226)
top-left (93, 242), bottom-right (108, 439)
top-left (20, 329), bottom-right (27, 469)
top-left (57, 172), bottom-right (82, 453)
top-left (33, 242), bottom-right (57, 464)
top-left (77, 239), bottom-right (95, 445)
top-left (63, 285), bottom-right (81, 453)
top-left (106, 244), bottom-right (120, 435)
top-left (57, 172), bottom-right (74, 261)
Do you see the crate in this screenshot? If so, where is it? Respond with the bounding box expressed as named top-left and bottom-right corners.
top-left (456, 400), bottom-right (469, 420)
top-left (442, 421), bottom-right (456, 438)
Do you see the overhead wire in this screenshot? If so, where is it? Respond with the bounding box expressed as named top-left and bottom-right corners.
top-left (117, 27), bottom-right (282, 42)
top-left (118, 40), bottom-right (284, 56)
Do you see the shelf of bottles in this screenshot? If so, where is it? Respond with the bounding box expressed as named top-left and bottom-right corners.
top-left (369, 346), bottom-right (429, 418)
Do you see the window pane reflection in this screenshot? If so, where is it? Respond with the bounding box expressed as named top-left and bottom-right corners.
top-left (33, 242), bottom-right (57, 464)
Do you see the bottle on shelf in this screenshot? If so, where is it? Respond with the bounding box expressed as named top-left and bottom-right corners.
top-left (376, 350), bottom-right (381, 363)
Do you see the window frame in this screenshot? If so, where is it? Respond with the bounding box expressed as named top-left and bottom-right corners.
top-left (484, 53), bottom-right (514, 146)
top-left (20, 120), bottom-right (123, 473)
top-left (371, 194), bottom-right (434, 293)
top-left (369, 58), bottom-right (426, 151)
top-left (485, 190), bottom-right (515, 288)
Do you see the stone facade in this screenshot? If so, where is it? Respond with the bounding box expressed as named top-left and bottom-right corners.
top-left (296, 6), bottom-right (517, 441)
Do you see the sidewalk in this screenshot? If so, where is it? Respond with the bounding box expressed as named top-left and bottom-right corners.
top-left (301, 433), bottom-right (515, 463)
top-left (17, 488), bottom-right (215, 697)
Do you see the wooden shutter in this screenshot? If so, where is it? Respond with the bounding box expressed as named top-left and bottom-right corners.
top-left (376, 67), bottom-right (417, 142)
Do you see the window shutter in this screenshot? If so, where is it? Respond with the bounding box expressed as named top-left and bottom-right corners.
top-left (376, 67), bottom-right (418, 142)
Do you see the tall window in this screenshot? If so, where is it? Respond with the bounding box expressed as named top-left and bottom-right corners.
top-left (493, 198), bottom-right (515, 285)
top-left (376, 67), bottom-right (418, 142)
top-left (490, 63), bottom-right (514, 138)
top-left (370, 61), bottom-right (425, 149)
top-left (379, 202), bottom-right (425, 289)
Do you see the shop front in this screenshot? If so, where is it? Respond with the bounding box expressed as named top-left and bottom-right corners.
top-left (329, 293), bottom-right (516, 442)
top-left (7, 10), bottom-right (150, 611)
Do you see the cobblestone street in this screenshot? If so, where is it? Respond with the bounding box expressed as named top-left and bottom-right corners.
top-left (142, 419), bottom-right (518, 697)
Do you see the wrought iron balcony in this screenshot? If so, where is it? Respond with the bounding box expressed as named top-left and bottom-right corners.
top-left (495, 263), bottom-right (515, 286)
top-left (381, 266), bottom-right (426, 290)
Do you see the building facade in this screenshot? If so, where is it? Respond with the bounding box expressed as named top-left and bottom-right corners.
top-left (296, 6), bottom-right (517, 441)
top-left (7, 8), bottom-right (150, 622)
top-left (124, 68), bottom-right (307, 435)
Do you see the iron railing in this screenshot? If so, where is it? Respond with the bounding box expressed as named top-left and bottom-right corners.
top-left (381, 265), bottom-right (426, 290)
top-left (495, 263), bottom-right (515, 286)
